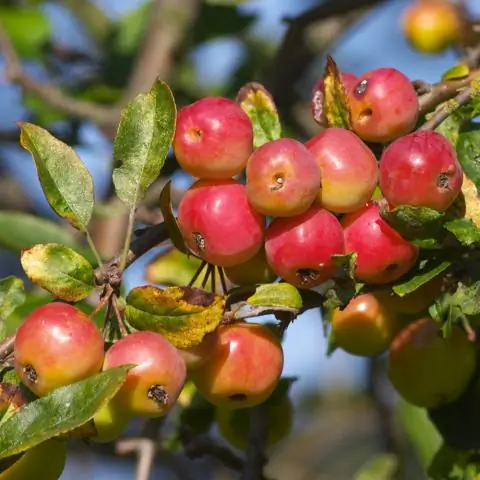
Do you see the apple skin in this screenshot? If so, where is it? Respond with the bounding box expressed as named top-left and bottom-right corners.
top-left (246, 138), bottom-right (321, 217)
top-left (173, 96), bottom-right (253, 179)
top-left (331, 291), bottom-right (401, 357)
top-left (216, 395), bottom-right (293, 450)
top-left (179, 331), bottom-right (219, 371)
top-left (90, 401), bottom-right (133, 443)
top-left (0, 439), bottom-right (67, 480)
top-left (379, 130), bottom-right (463, 212)
top-left (102, 331), bottom-right (187, 418)
top-left (178, 179), bottom-right (265, 267)
top-left (347, 68), bottom-right (419, 143)
top-left (190, 323), bottom-right (284, 409)
top-left (14, 302), bottom-right (105, 397)
top-left (265, 205), bottom-right (345, 289)
top-left (223, 248), bottom-right (277, 286)
top-left (388, 317), bottom-right (477, 408)
top-left (305, 127), bottom-right (379, 213)
top-left (402, 0), bottom-right (462, 54)
top-left (342, 202), bottom-right (419, 284)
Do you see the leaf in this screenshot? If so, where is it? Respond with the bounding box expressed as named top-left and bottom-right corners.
top-left (246, 283), bottom-right (302, 310)
top-left (442, 64), bottom-right (470, 81)
top-left (0, 8), bottom-right (50, 59)
top-left (112, 1), bottom-right (152, 54)
top-left (380, 204), bottom-right (445, 242)
top-left (19, 123), bottom-right (94, 231)
top-left (428, 444), bottom-right (480, 480)
top-left (444, 218), bottom-right (480, 246)
top-left (317, 55), bottom-right (352, 129)
top-left (353, 453), bottom-right (398, 480)
top-left (236, 82), bottom-right (281, 148)
top-left (159, 181), bottom-right (188, 254)
top-left (125, 286), bottom-right (225, 349)
top-left (0, 277), bottom-right (25, 323)
top-left (392, 260), bottom-right (452, 297)
top-left (205, 0), bottom-right (250, 5)
top-left (0, 366), bottom-right (131, 459)
top-left (20, 244), bottom-right (95, 302)
top-left (0, 383), bottom-right (25, 425)
top-left (450, 281), bottom-right (480, 316)
top-left (112, 80), bottom-right (176, 207)
top-left (456, 127), bottom-right (480, 192)
top-left (0, 211), bottom-right (79, 252)
top-left (332, 252), bottom-right (357, 279)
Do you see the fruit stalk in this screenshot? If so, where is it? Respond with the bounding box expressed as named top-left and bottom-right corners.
top-left (0, 335), bottom-right (15, 362)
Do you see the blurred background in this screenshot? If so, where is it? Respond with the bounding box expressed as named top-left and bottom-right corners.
top-left (0, 0), bottom-right (475, 478)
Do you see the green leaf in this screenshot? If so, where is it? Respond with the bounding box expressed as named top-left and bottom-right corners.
top-left (246, 283), bottom-right (302, 310)
top-left (428, 444), bottom-right (480, 480)
top-left (125, 286), bottom-right (225, 349)
top-left (332, 252), bottom-right (357, 279)
top-left (442, 64), bottom-right (470, 81)
top-left (20, 244), bottom-right (96, 302)
top-left (159, 181), bottom-right (188, 254)
top-left (19, 123), bottom-right (94, 231)
top-left (317, 55), bottom-right (352, 129)
top-left (456, 128), bottom-right (480, 192)
top-left (0, 366), bottom-right (131, 459)
top-left (112, 80), bottom-right (176, 207)
top-left (112, 1), bottom-right (151, 54)
top-left (0, 277), bottom-right (25, 325)
top-left (0, 8), bottom-right (50, 59)
top-left (353, 453), bottom-right (398, 480)
top-left (380, 204), bottom-right (445, 242)
top-left (0, 211), bottom-right (79, 252)
top-left (236, 82), bottom-right (281, 148)
top-left (450, 281), bottom-right (480, 316)
top-left (392, 260), bottom-right (451, 297)
top-left (444, 218), bottom-right (480, 246)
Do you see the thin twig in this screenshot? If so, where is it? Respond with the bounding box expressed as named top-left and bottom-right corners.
top-left (116, 438), bottom-right (157, 480)
top-left (111, 294), bottom-right (128, 337)
top-left (188, 260), bottom-right (208, 287)
top-left (241, 404), bottom-right (269, 480)
top-left (419, 84), bottom-right (477, 131)
top-left (218, 267), bottom-right (228, 295)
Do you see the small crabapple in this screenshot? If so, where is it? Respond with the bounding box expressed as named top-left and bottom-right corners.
top-left (173, 97), bottom-right (253, 179)
top-left (103, 331), bottom-right (187, 418)
top-left (14, 302), bottom-right (104, 397)
top-left (342, 202), bottom-right (419, 284)
top-left (265, 205), bottom-right (345, 289)
top-left (347, 68), bottom-right (419, 143)
top-left (388, 317), bottom-right (476, 408)
top-left (178, 179), bottom-right (265, 267)
top-left (306, 128), bottom-right (379, 213)
top-left (379, 130), bottom-right (463, 212)
top-left (190, 323), bottom-right (284, 409)
top-left (246, 138), bottom-right (321, 217)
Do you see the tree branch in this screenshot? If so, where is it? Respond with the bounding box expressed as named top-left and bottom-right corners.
top-left (116, 438), bottom-right (157, 480)
top-left (241, 403), bottom-right (269, 480)
top-left (0, 334), bottom-right (14, 361)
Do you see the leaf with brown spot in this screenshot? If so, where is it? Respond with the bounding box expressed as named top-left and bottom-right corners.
top-left (313, 55), bottom-right (352, 129)
top-left (20, 243), bottom-right (95, 302)
top-left (125, 285), bottom-right (225, 349)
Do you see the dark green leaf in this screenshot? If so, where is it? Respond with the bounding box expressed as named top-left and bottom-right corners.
top-left (428, 444), bottom-right (480, 480)
top-left (0, 8), bottom-right (50, 59)
top-left (159, 181), bottom-right (188, 254)
top-left (0, 211), bottom-right (79, 252)
top-left (0, 277), bottom-right (25, 324)
top-left (456, 128), bottom-right (480, 192)
top-left (450, 281), bottom-right (480, 316)
top-left (125, 286), bottom-right (225, 349)
top-left (236, 82), bottom-right (281, 148)
top-left (444, 218), bottom-right (480, 246)
top-left (0, 366), bottom-right (132, 458)
top-left (112, 80), bottom-right (176, 207)
top-left (332, 252), bottom-right (357, 279)
top-left (20, 244), bottom-right (95, 302)
top-left (380, 204), bottom-right (445, 242)
top-left (354, 453), bottom-right (398, 480)
top-left (246, 283), bottom-right (302, 310)
top-left (392, 260), bottom-right (451, 297)
top-left (19, 123), bottom-right (94, 231)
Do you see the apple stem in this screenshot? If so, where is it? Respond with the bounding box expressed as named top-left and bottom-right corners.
top-left (188, 260), bottom-right (207, 287)
top-left (218, 267), bottom-right (228, 294)
top-left (111, 294), bottom-right (128, 337)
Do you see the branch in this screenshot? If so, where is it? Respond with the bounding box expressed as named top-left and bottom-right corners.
top-left (267, 0), bottom-right (386, 123)
top-left (120, 0), bottom-right (201, 106)
top-left (0, 334), bottom-right (14, 361)
top-left (116, 438), bottom-right (157, 480)
top-left (241, 403), bottom-right (269, 480)
top-left (419, 83), bottom-right (478, 131)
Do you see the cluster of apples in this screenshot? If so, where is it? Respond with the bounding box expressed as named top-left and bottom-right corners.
top-left (173, 65), bottom-right (471, 412)
top-left (12, 301), bottom-right (284, 446)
